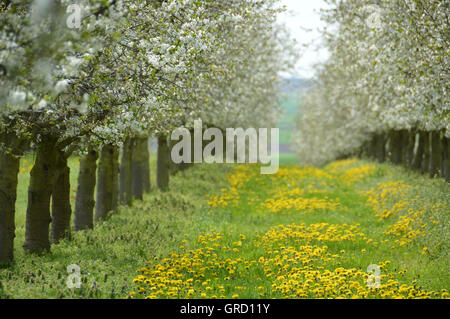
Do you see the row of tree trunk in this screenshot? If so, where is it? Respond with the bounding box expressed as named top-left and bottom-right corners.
top-left (0, 134), bottom-right (175, 264)
top-left (361, 129), bottom-right (449, 182)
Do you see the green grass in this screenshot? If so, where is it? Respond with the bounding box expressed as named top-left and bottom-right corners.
top-left (130, 160), bottom-right (449, 299)
top-left (1, 154), bottom-right (232, 298)
top-left (279, 153), bottom-right (298, 165)
top-left (0, 156), bottom-right (448, 299)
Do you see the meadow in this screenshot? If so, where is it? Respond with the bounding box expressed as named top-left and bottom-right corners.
top-left (1, 155), bottom-right (448, 299)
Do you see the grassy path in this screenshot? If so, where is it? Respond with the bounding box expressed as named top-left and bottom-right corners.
top-left (130, 159), bottom-right (449, 299)
top-left (1, 158), bottom-right (448, 299)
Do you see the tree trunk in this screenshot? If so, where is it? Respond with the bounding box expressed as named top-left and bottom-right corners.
top-left (443, 137), bottom-right (449, 182)
top-left (0, 146), bottom-right (20, 264)
top-left (429, 131), bottom-right (442, 177)
top-left (364, 141), bottom-right (371, 159)
top-left (50, 158), bottom-right (72, 243)
top-left (404, 129), bottom-right (416, 168)
top-left (368, 136), bottom-right (377, 160)
top-left (170, 128), bottom-right (194, 172)
top-left (412, 131), bottom-right (424, 170)
top-left (141, 138), bottom-right (151, 193)
top-left (74, 149), bottom-right (98, 231)
top-left (421, 131), bottom-right (431, 174)
top-left (111, 148), bottom-right (119, 212)
top-left (399, 129), bottom-right (408, 166)
top-left (95, 144), bottom-right (119, 221)
top-left (119, 137), bottom-right (133, 206)
top-left (356, 145), bottom-right (364, 159)
top-left (387, 130), bottom-right (402, 164)
top-left (397, 130), bottom-right (405, 165)
top-left (131, 137), bottom-right (148, 200)
top-left (168, 139), bottom-right (179, 174)
top-left (23, 138), bottom-right (61, 254)
top-left (374, 133), bottom-right (386, 162)
top-left (157, 134), bottom-right (169, 191)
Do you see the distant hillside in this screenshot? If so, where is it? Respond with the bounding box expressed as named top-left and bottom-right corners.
top-left (280, 77), bottom-right (311, 93)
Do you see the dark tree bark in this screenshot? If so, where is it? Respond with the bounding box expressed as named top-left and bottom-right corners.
top-left (399, 129), bottom-right (409, 166)
top-left (356, 145), bottom-right (364, 159)
top-left (404, 129), bottom-right (416, 168)
top-left (0, 137), bottom-right (21, 264)
top-left (387, 130), bottom-right (402, 164)
top-left (169, 128), bottom-right (195, 173)
top-left (429, 131), bottom-right (442, 177)
top-left (95, 144), bottom-right (119, 221)
top-left (168, 139), bottom-right (180, 173)
top-left (398, 130), bottom-right (407, 165)
top-left (157, 134), bottom-right (169, 191)
top-left (131, 137), bottom-right (149, 200)
top-left (119, 137), bottom-right (133, 206)
top-left (74, 149), bottom-right (98, 231)
top-left (421, 131), bottom-right (431, 174)
top-left (367, 136), bottom-right (377, 160)
top-left (386, 131), bottom-right (393, 162)
top-left (50, 158), bottom-right (72, 243)
top-left (362, 142), bottom-right (370, 160)
top-left (111, 148), bottom-right (119, 212)
top-left (141, 138), bottom-right (151, 193)
top-left (412, 131), bottom-right (424, 170)
top-left (23, 138), bottom-right (61, 254)
top-left (443, 137), bottom-right (450, 182)
top-left (372, 133), bottom-right (386, 162)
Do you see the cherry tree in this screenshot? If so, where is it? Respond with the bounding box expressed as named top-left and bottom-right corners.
top-left (0, 0), bottom-right (296, 263)
top-left (293, 0), bottom-right (449, 178)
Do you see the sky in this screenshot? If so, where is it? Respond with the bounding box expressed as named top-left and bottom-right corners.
top-left (276, 0), bottom-right (330, 79)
